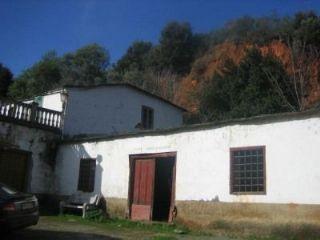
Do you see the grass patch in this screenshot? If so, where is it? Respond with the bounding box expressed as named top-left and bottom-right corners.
top-left (53, 214), bottom-right (185, 235)
top-left (208, 219), bottom-right (232, 230)
top-left (271, 223), bottom-right (320, 240)
top-left (105, 197), bottom-right (127, 218)
top-left (150, 236), bottom-right (178, 240)
top-left (175, 201), bottom-right (320, 239)
top-left (50, 211), bottom-right (320, 240)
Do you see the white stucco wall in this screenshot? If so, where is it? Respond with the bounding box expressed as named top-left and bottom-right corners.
top-left (62, 86), bottom-right (184, 136)
top-left (24, 92), bottom-right (64, 112)
top-left (55, 113), bottom-right (320, 205)
top-left (40, 92), bottom-right (64, 112)
top-left (0, 121), bottom-right (59, 193)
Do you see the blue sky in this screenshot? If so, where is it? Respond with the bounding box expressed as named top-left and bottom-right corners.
top-left (1, 0), bottom-right (319, 76)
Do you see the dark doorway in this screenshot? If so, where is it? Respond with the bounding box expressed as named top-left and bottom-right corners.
top-left (129, 152), bottom-right (176, 222)
top-left (152, 157), bottom-right (175, 221)
top-left (0, 149), bottom-right (30, 191)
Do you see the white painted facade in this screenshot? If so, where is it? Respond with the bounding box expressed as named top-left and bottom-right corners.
top-left (39, 92), bottom-right (64, 112)
top-left (54, 112), bottom-right (320, 205)
top-left (27, 85), bottom-right (184, 136)
top-left (24, 92), bottom-right (65, 112)
top-left (62, 86), bottom-right (184, 136)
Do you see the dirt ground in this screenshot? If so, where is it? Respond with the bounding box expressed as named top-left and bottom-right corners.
top-left (3, 216), bottom-right (233, 240)
top-left (4, 217), bottom-right (118, 240)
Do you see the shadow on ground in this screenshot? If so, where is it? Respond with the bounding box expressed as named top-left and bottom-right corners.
top-left (3, 229), bottom-right (120, 240)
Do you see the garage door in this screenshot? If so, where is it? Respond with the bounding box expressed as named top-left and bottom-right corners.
top-left (0, 150), bottom-right (29, 191)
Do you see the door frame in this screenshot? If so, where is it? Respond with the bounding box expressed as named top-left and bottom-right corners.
top-left (128, 151), bottom-right (177, 222)
top-left (0, 147), bottom-right (32, 192)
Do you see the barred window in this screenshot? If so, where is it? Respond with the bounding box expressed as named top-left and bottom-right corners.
top-left (141, 105), bottom-right (154, 129)
top-left (230, 146), bottom-right (266, 194)
top-left (78, 158), bottom-right (96, 192)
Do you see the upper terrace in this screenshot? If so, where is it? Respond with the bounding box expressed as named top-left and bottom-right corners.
top-left (0, 100), bottom-right (62, 132)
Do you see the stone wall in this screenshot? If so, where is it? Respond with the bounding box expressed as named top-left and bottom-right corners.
top-left (0, 121), bottom-right (60, 193)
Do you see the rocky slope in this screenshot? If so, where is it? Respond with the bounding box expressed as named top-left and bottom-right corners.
top-left (174, 41), bottom-right (320, 112)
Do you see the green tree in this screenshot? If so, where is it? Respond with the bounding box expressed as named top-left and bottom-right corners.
top-left (292, 11), bottom-right (320, 47)
top-left (208, 14), bottom-right (284, 46)
top-left (8, 44), bottom-right (110, 100)
top-left (30, 51), bottom-right (62, 94)
top-left (61, 43), bottom-right (109, 85)
top-left (199, 48), bottom-right (293, 121)
top-left (8, 78), bottom-right (30, 100)
top-left (8, 51), bottom-right (61, 99)
top-left (153, 21), bottom-right (196, 74)
top-left (0, 63), bottom-right (13, 99)
top-left (115, 41), bottom-right (152, 73)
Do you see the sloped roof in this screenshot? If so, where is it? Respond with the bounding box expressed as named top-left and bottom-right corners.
top-left (62, 107), bottom-right (320, 144)
top-left (58, 83), bottom-right (187, 112)
top-left (21, 83), bottom-right (188, 112)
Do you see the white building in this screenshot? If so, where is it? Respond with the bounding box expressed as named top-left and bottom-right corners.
top-left (54, 109), bottom-right (320, 221)
top-left (2, 85), bottom-right (320, 223)
top-left (26, 83), bottom-right (186, 136)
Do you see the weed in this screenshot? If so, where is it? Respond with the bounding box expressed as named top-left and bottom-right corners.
top-left (150, 236), bottom-right (178, 240)
top-left (174, 201), bottom-right (320, 239)
top-left (271, 223), bottom-right (320, 240)
top-left (55, 202), bottom-right (320, 240)
top-left (208, 219), bottom-right (232, 230)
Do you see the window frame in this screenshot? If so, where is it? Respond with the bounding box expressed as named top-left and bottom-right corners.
top-left (141, 105), bottom-right (154, 129)
top-left (77, 158), bottom-right (96, 193)
top-left (229, 146), bottom-right (266, 195)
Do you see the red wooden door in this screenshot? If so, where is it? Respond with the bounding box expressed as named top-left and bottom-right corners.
top-left (131, 159), bottom-right (155, 220)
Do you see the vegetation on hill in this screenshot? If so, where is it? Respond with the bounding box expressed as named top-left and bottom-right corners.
top-left (7, 44), bottom-right (109, 99)
top-left (198, 48), bottom-right (293, 121)
top-left (1, 11), bottom-right (319, 123)
top-left (0, 63), bottom-right (13, 99)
